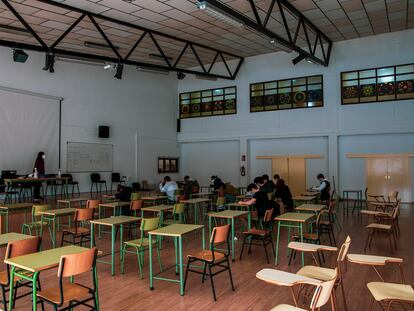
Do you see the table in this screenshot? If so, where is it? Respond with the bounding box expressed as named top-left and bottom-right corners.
top-left (295, 204), bottom-right (325, 215)
top-left (5, 245), bottom-right (93, 311)
top-left (148, 224), bottom-right (205, 296)
top-left (142, 196), bottom-right (168, 206)
top-left (39, 208), bottom-right (77, 248)
top-left (57, 197), bottom-right (89, 208)
top-left (0, 202), bottom-right (33, 233)
top-left (4, 177), bottom-right (70, 198)
top-left (292, 196), bottom-right (317, 206)
top-left (141, 204), bottom-right (173, 227)
top-left (189, 192), bottom-right (211, 199)
top-left (274, 212), bottom-right (315, 266)
top-left (90, 215), bottom-right (141, 275)
top-left (98, 201), bottom-right (130, 217)
top-left (180, 198), bottom-right (211, 224)
top-left (342, 190), bottom-right (363, 213)
top-left (208, 210), bottom-right (250, 261)
top-left (300, 191), bottom-right (320, 197)
top-left (227, 202), bottom-right (255, 211)
top-left (0, 232), bottom-right (33, 247)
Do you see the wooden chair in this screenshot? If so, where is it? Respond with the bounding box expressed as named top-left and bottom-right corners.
top-left (269, 268), bottom-right (338, 311)
top-left (61, 208), bottom-right (94, 247)
top-left (367, 281), bottom-right (414, 311)
top-left (184, 224), bottom-right (235, 301)
top-left (90, 173), bottom-right (107, 195)
top-left (1, 236), bottom-right (42, 310)
top-left (239, 208), bottom-right (275, 264)
top-left (37, 247), bottom-right (99, 310)
top-left (60, 174), bottom-right (79, 197)
top-left (127, 200), bottom-right (144, 237)
top-left (121, 217), bottom-right (163, 279)
top-left (111, 172), bottom-right (124, 192)
top-left (22, 204), bottom-right (53, 241)
top-left (163, 203), bottom-right (186, 225)
top-left (319, 200), bottom-right (336, 245)
top-left (364, 203), bottom-right (400, 252)
top-left (296, 236), bottom-right (351, 311)
top-left (86, 199), bottom-right (100, 219)
top-left (130, 192), bottom-right (141, 201)
top-left (212, 196), bottom-right (226, 212)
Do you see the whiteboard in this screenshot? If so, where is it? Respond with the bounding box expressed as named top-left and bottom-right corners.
top-left (67, 142), bottom-right (113, 172)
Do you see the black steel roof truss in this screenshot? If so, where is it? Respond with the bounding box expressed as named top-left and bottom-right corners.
top-left (0, 0), bottom-right (244, 80)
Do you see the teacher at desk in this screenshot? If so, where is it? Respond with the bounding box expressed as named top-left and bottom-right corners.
top-left (33, 151), bottom-right (45, 200)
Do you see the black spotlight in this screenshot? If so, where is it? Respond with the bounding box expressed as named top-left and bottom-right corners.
top-left (42, 53), bottom-right (55, 73)
top-left (114, 63), bottom-right (123, 80)
top-left (13, 49), bottom-right (28, 63)
top-left (177, 72), bottom-right (185, 80)
top-left (292, 53), bottom-right (306, 65)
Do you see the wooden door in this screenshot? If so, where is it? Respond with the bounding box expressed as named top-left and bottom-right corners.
top-left (367, 158), bottom-right (388, 198)
top-left (288, 158), bottom-right (306, 196)
top-left (272, 158), bottom-right (288, 183)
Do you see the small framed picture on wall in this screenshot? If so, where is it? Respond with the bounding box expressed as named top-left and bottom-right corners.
top-left (158, 157), bottom-right (179, 173)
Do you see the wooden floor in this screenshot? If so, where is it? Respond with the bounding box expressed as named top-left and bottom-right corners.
top-left (2, 197), bottom-right (413, 311)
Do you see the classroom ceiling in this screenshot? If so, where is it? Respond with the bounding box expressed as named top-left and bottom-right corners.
top-left (0, 0), bottom-right (412, 71)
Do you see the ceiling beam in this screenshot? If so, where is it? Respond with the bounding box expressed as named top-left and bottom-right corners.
top-left (202, 0), bottom-right (333, 66)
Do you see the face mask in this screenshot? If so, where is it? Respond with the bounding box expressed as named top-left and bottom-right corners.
top-left (42, 155), bottom-right (46, 159)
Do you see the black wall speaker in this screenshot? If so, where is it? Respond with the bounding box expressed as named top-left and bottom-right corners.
top-left (98, 125), bottom-right (110, 138)
top-left (176, 119), bottom-right (181, 132)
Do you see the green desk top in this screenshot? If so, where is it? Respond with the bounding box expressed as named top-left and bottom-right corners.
top-left (141, 205), bottom-right (173, 212)
top-left (190, 193), bottom-right (211, 197)
top-left (90, 216), bottom-right (141, 226)
top-left (57, 198), bottom-right (89, 204)
top-left (99, 201), bottom-right (130, 208)
top-left (4, 177), bottom-right (69, 183)
top-left (0, 202), bottom-right (33, 210)
top-left (142, 196), bottom-right (168, 200)
top-left (208, 210), bottom-right (248, 218)
top-left (300, 191), bottom-right (320, 196)
top-left (275, 212), bottom-right (315, 223)
top-left (181, 198), bottom-right (211, 204)
top-left (39, 208), bottom-right (76, 217)
top-left (295, 204), bottom-right (325, 212)
top-left (292, 196), bottom-right (317, 201)
top-left (227, 202), bottom-right (254, 207)
top-left (4, 245), bottom-right (88, 272)
top-left (0, 233), bottom-right (33, 247)
top-left (149, 224), bottom-right (204, 237)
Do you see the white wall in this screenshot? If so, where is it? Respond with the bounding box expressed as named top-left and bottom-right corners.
top-left (178, 29), bottom-right (414, 196)
top-left (0, 46), bottom-right (179, 192)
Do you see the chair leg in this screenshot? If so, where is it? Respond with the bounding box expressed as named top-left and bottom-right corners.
top-left (201, 263), bottom-right (207, 283)
top-left (1, 285), bottom-right (7, 311)
top-left (340, 281), bottom-right (348, 311)
top-left (137, 248), bottom-right (143, 279)
top-left (239, 235), bottom-right (247, 260)
top-left (364, 230), bottom-right (371, 251)
top-left (183, 257), bottom-right (192, 292)
top-left (226, 257), bottom-right (235, 291)
top-left (262, 239), bottom-right (269, 264)
top-left (208, 264), bottom-right (217, 301)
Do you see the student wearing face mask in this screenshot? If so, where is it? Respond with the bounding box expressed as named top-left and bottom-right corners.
top-left (33, 151), bottom-right (46, 199)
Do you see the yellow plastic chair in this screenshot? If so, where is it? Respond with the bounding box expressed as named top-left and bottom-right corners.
top-left (22, 204), bottom-right (53, 241)
top-left (130, 192), bottom-right (141, 201)
top-left (163, 203), bottom-right (186, 225)
top-left (121, 217), bottom-right (162, 279)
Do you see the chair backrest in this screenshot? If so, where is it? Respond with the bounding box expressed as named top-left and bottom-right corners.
top-left (58, 247), bottom-right (97, 278)
top-left (267, 192), bottom-right (273, 201)
top-left (177, 194), bottom-right (186, 202)
top-left (391, 202), bottom-right (400, 219)
top-left (130, 192), bottom-right (141, 201)
top-left (276, 198), bottom-right (285, 214)
top-left (74, 208), bottom-right (94, 222)
top-left (263, 208), bottom-right (274, 229)
top-left (173, 203), bottom-right (185, 214)
top-left (130, 200), bottom-right (143, 211)
top-left (90, 173), bottom-right (101, 182)
top-left (87, 199), bottom-right (100, 209)
top-left (141, 180), bottom-right (149, 189)
top-left (111, 172), bottom-right (121, 182)
top-left (140, 217), bottom-right (160, 232)
top-left (337, 236), bottom-right (351, 262)
top-left (61, 174), bottom-right (73, 182)
top-left (5, 236), bottom-right (41, 259)
top-left (388, 190), bottom-right (398, 202)
top-left (216, 196), bottom-right (226, 206)
top-left (210, 224), bottom-right (230, 246)
top-left (310, 268), bottom-right (338, 310)
top-left (32, 204), bottom-right (50, 217)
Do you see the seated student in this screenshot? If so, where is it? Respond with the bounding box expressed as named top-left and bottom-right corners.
top-left (238, 183), bottom-right (270, 219)
top-left (159, 176), bottom-right (178, 203)
top-left (273, 178), bottom-right (293, 212)
top-left (261, 174), bottom-right (275, 194)
top-left (182, 175), bottom-right (199, 198)
top-left (211, 175), bottom-right (223, 190)
top-left (115, 184), bottom-right (133, 215)
top-left (311, 173), bottom-right (331, 201)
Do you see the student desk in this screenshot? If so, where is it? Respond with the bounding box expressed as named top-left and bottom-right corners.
top-left (342, 189), bottom-right (363, 213)
top-left (0, 202), bottom-right (33, 233)
top-left (274, 212), bottom-right (315, 266)
top-left (292, 196), bottom-right (318, 206)
top-left (98, 201), bottom-right (130, 237)
top-left (189, 192), bottom-right (211, 199)
top-left (5, 245), bottom-right (93, 311)
top-left (148, 224), bottom-right (205, 296)
top-left (142, 196), bottom-right (168, 206)
top-left (295, 204), bottom-right (325, 215)
top-left (90, 215), bottom-right (141, 276)
top-left (141, 204), bottom-right (173, 227)
top-left (57, 197), bottom-right (89, 208)
top-left (180, 198), bottom-right (211, 224)
top-left (300, 191), bottom-right (320, 197)
top-left (227, 202), bottom-right (255, 211)
top-left (39, 208), bottom-right (77, 248)
top-left (0, 232), bottom-right (32, 247)
top-left (208, 210), bottom-right (250, 261)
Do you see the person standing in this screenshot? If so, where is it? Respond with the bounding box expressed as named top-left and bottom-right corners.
top-left (33, 151), bottom-right (45, 200)
top-left (312, 173), bottom-right (331, 201)
top-left (159, 176), bottom-right (178, 203)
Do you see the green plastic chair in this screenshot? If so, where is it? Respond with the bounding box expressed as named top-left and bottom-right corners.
top-left (22, 204), bottom-right (53, 240)
top-left (163, 203), bottom-right (186, 225)
top-left (121, 217), bottom-right (162, 279)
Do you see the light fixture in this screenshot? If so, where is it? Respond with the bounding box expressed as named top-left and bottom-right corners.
top-left (114, 63), bottom-right (123, 79)
top-left (13, 49), bottom-right (28, 63)
top-left (306, 58), bottom-right (316, 64)
top-left (292, 53), bottom-right (306, 65)
top-left (177, 72), bottom-right (186, 80)
top-left (269, 39), bottom-right (293, 53)
top-left (42, 53), bottom-right (55, 73)
top-left (196, 1), bottom-right (244, 28)
top-left (148, 53), bottom-right (173, 62)
top-left (104, 63), bottom-right (116, 70)
top-left (84, 41), bottom-right (119, 51)
top-left (55, 55), bottom-right (105, 66)
top-left (136, 66), bottom-right (170, 75)
top-left (196, 74), bottom-right (217, 81)
top-left (0, 24), bottom-right (30, 35)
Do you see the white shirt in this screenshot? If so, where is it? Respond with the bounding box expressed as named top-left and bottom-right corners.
top-left (312, 179), bottom-right (328, 192)
top-left (159, 181), bottom-right (178, 201)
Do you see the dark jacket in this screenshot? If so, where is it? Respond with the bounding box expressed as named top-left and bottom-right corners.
top-left (254, 190), bottom-right (270, 218)
top-left (34, 158), bottom-right (45, 175)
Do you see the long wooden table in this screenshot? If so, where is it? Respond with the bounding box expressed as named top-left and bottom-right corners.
top-left (5, 245), bottom-right (93, 311)
top-left (4, 177), bottom-right (70, 198)
top-left (0, 202), bottom-right (33, 233)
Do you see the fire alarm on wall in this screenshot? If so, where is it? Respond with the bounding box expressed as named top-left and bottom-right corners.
top-left (241, 155), bottom-right (246, 161)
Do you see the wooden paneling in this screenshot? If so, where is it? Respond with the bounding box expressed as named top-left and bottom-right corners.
top-left (271, 158), bottom-right (306, 196)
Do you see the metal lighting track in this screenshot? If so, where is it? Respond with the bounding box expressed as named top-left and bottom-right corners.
top-left (202, 0), bottom-right (333, 66)
top-left (0, 0), bottom-right (244, 80)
